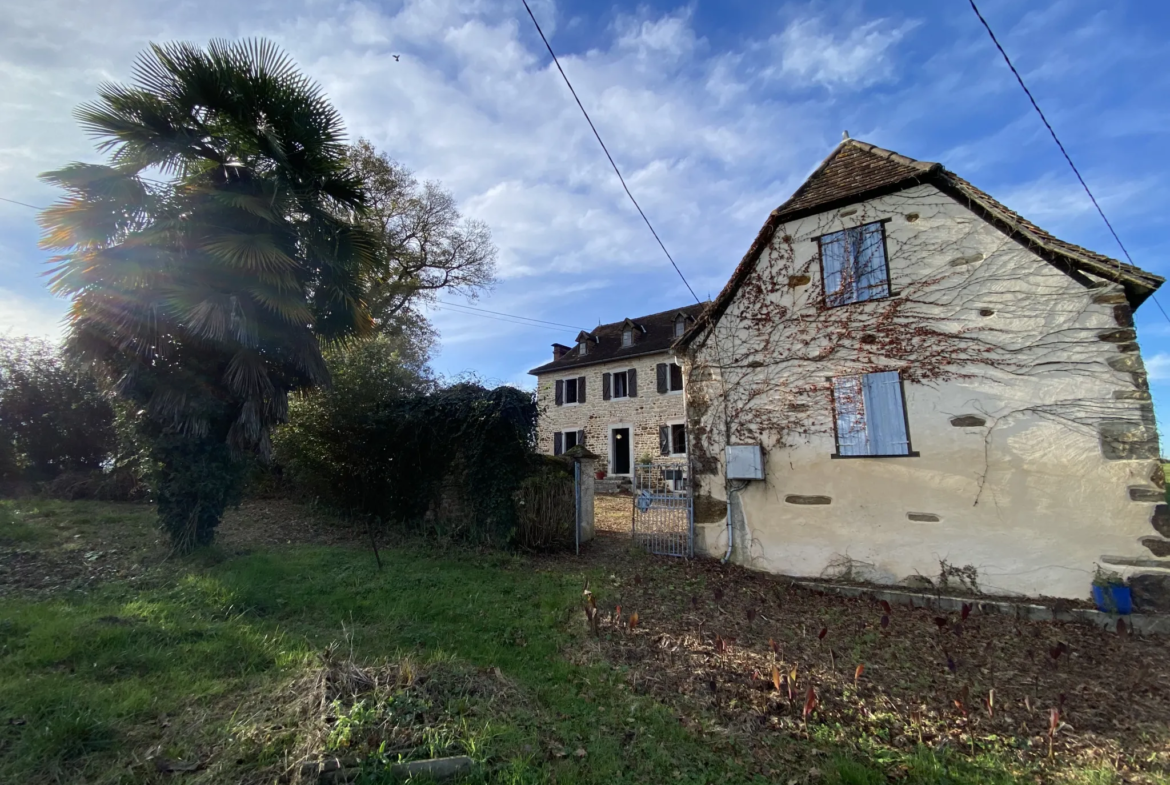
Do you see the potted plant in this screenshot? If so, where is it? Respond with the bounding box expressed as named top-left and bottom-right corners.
top-left (1091, 566), bottom-right (1132, 615)
top-left (595, 468), bottom-right (607, 480)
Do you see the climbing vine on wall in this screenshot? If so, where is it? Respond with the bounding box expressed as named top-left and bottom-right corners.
top-left (685, 188), bottom-right (1147, 490)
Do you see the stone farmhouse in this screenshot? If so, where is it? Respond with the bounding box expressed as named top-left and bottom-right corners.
top-left (529, 304), bottom-right (705, 487)
top-left (677, 137), bottom-right (1168, 606)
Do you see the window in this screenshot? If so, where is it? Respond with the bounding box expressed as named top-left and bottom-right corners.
top-left (656, 362), bottom-right (685, 394)
top-left (622, 329), bottom-right (633, 348)
top-left (554, 429), bottom-right (584, 456)
top-left (578, 340), bottom-right (588, 356)
top-left (659, 422), bottom-right (687, 455)
top-left (820, 221), bottom-right (890, 306)
top-left (612, 370), bottom-right (629, 398)
top-left (564, 377), bottom-right (579, 404)
top-left (831, 370), bottom-right (915, 457)
top-left (674, 318), bottom-right (686, 337)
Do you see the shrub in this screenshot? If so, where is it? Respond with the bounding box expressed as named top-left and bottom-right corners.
top-left (277, 376), bottom-right (538, 546)
top-left (514, 458), bottom-right (576, 551)
top-left (0, 337), bottom-right (115, 485)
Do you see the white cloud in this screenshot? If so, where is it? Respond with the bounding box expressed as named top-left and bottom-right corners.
top-left (770, 17), bottom-right (913, 89)
top-left (1146, 353), bottom-right (1170, 381)
top-left (3, 0), bottom-right (1165, 395)
top-left (0, 288), bottom-right (65, 340)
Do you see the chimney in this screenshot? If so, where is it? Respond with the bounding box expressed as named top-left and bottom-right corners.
top-left (552, 343), bottom-right (570, 360)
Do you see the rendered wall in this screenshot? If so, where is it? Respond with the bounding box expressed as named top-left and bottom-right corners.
top-left (686, 184), bottom-right (1163, 601)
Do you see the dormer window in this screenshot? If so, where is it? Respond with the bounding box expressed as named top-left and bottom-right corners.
top-left (575, 330), bottom-right (593, 356)
top-left (619, 318), bottom-right (643, 348)
top-left (674, 318), bottom-right (686, 338)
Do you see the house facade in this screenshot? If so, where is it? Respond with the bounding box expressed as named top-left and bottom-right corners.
top-left (530, 305), bottom-right (705, 483)
top-left (678, 138), bottom-right (1168, 606)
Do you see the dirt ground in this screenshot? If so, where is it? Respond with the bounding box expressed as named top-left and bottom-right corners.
top-left (562, 495), bottom-right (1170, 780)
top-left (594, 493), bottom-right (634, 537)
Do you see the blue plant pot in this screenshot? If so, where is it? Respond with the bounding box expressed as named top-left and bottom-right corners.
top-left (1092, 585), bottom-right (1132, 615)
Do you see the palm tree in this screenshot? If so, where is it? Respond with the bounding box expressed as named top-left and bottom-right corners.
top-left (39, 39), bottom-right (376, 550)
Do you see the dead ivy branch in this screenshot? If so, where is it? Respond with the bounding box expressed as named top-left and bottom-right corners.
top-left (685, 188), bottom-right (1142, 487)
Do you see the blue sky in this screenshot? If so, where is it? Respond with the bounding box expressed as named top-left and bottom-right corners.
top-left (3, 0), bottom-right (1170, 432)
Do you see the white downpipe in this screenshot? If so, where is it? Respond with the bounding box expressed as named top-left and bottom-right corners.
top-left (722, 485), bottom-right (735, 563)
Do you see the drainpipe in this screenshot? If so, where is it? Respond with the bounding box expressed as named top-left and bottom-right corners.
top-left (722, 489), bottom-right (734, 563)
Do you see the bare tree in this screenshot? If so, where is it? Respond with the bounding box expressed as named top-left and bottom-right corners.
top-left (348, 140), bottom-right (497, 330)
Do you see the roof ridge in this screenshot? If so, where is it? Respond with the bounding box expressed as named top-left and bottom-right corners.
top-left (587, 302), bottom-right (708, 333)
top-left (843, 138), bottom-right (939, 172)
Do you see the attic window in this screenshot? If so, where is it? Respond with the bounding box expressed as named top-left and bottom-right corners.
top-left (819, 221), bottom-right (891, 306)
top-left (674, 318), bottom-right (686, 338)
top-left (622, 329), bottom-right (633, 348)
top-left (579, 340), bottom-right (588, 356)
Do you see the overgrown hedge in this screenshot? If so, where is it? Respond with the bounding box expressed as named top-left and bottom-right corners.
top-left (276, 382), bottom-right (539, 545)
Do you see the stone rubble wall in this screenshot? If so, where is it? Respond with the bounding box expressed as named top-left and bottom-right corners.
top-left (535, 352), bottom-right (687, 476)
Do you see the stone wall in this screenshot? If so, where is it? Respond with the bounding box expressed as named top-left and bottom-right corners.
top-left (535, 352), bottom-right (687, 476)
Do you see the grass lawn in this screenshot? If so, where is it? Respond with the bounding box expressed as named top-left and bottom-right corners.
top-left (0, 498), bottom-right (1167, 784)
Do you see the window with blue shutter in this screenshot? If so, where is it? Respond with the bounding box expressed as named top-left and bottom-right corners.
top-left (820, 221), bottom-right (890, 306)
top-left (831, 370), bottom-right (914, 457)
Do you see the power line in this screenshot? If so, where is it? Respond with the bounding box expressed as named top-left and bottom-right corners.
top-left (0, 188), bottom-right (584, 333)
top-left (520, 0), bottom-right (701, 305)
top-left (435, 300), bottom-right (585, 330)
top-left (431, 301), bottom-right (574, 332)
top-left (967, 0), bottom-right (1133, 268)
top-left (967, 0), bottom-right (1170, 327)
top-left (0, 195), bottom-right (42, 210)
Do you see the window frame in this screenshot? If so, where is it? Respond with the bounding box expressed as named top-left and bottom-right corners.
top-left (815, 218), bottom-right (895, 309)
top-left (828, 371), bottom-right (919, 459)
top-left (667, 420), bottom-right (687, 455)
top-left (562, 429), bottom-right (580, 452)
top-left (667, 362), bottom-right (684, 393)
top-left (674, 318), bottom-right (686, 338)
top-left (621, 329), bottom-right (633, 348)
top-left (612, 370), bottom-right (629, 399)
top-left (562, 376), bottom-right (580, 406)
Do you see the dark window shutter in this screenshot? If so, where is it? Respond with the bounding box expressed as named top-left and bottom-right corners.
top-left (554, 431), bottom-right (563, 455)
top-left (602, 372), bottom-right (611, 401)
top-left (659, 425), bottom-right (670, 456)
top-left (577, 429), bottom-right (586, 448)
top-left (577, 376), bottom-right (586, 403)
top-left (555, 379), bottom-right (564, 406)
top-left (656, 363), bottom-right (667, 394)
top-left (628, 368), bottom-right (638, 397)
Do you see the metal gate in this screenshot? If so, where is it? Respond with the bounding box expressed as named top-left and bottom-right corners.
top-left (632, 461), bottom-right (693, 557)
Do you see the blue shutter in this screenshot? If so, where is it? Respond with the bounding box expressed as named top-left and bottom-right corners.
top-left (862, 371), bottom-right (909, 455)
top-left (833, 375), bottom-right (868, 455)
top-left (854, 223), bottom-right (888, 301)
top-left (823, 223), bottom-right (888, 305)
top-left (821, 231), bottom-right (850, 306)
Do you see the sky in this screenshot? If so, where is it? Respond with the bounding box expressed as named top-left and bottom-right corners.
top-left (3, 0), bottom-right (1170, 428)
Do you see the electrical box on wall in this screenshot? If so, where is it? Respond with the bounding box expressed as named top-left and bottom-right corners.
top-left (726, 445), bottom-right (764, 480)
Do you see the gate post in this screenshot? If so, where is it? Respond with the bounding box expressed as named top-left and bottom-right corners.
top-left (566, 446), bottom-right (597, 547)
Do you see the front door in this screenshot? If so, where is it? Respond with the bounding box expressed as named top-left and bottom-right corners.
top-left (612, 427), bottom-right (631, 475)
